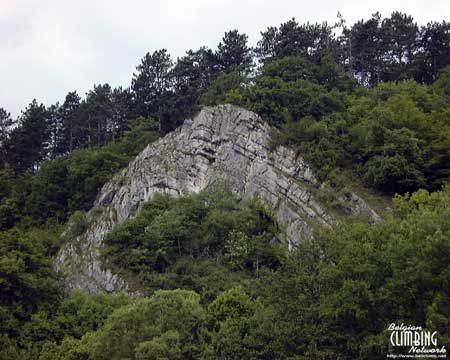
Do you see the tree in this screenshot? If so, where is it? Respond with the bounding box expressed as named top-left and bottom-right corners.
top-left (58, 91), bottom-right (82, 154)
top-left (217, 30), bottom-right (253, 74)
top-left (433, 65), bottom-right (450, 99)
top-left (343, 13), bottom-right (384, 85)
top-left (0, 228), bottom-right (61, 334)
top-left (85, 290), bottom-right (206, 360)
top-left (82, 83), bottom-right (114, 147)
top-left (110, 86), bottom-right (135, 140)
top-left (7, 100), bottom-right (50, 172)
top-left (256, 19), bottom-right (336, 65)
top-left (247, 56), bottom-right (346, 126)
top-left (417, 21), bottom-right (450, 83)
top-left (206, 287), bottom-right (269, 359)
top-left (167, 47), bottom-right (220, 131)
top-left (0, 108), bottom-right (15, 165)
top-left (200, 70), bottom-right (246, 106)
top-left (46, 103), bottom-right (62, 159)
top-left (0, 108), bottom-right (14, 146)
top-left (131, 49), bottom-right (173, 131)
top-left (381, 12), bottom-right (419, 81)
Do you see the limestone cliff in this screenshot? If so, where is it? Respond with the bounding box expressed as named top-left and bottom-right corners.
top-left (56, 104), bottom-right (379, 293)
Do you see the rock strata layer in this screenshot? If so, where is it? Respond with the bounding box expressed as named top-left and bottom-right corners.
top-left (56, 104), bottom-right (379, 293)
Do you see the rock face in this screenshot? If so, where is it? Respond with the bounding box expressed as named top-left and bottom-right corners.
top-left (56, 104), bottom-right (379, 293)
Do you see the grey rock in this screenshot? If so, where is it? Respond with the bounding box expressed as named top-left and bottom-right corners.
top-left (56, 104), bottom-right (379, 293)
top-left (338, 191), bottom-right (381, 223)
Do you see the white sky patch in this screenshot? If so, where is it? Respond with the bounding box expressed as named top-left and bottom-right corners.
top-left (1, 0), bottom-right (449, 117)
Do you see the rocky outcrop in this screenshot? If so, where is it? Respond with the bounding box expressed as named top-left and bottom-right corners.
top-left (56, 104), bottom-right (379, 293)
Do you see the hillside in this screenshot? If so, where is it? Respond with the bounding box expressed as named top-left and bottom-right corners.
top-left (56, 104), bottom-right (381, 293)
top-left (0, 11), bottom-right (449, 360)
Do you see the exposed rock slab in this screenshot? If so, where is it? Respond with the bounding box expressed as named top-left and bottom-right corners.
top-left (56, 104), bottom-right (378, 293)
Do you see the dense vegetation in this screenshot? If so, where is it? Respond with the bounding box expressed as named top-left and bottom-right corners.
top-left (0, 117), bottom-right (158, 230)
top-left (0, 11), bottom-right (449, 359)
top-left (2, 13), bottom-right (450, 196)
top-left (101, 186), bottom-right (283, 299)
top-left (245, 60), bottom-right (450, 194)
top-left (2, 187), bottom-right (448, 359)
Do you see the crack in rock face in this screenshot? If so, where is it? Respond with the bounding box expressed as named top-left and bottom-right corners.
top-left (56, 104), bottom-right (379, 294)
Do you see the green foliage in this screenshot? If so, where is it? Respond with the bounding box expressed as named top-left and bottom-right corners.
top-left (1, 287), bottom-right (132, 358)
top-left (135, 330), bottom-right (182, 360)
top-left (0, 166), bottom-right (32, 230)
top-left (245, 56), bottom-right (348, 127)
top-left (434, 65), bottom-right (450, 100)
top-left (0, 228), bottom-right (60, 314)
top-left (193, 52), bottom-right (447, 196)
top-left (2, 187), bottom-right (448, 359)
top-left (131, 49), bottom-right (174, 122)
top-left (345, 81), bottom-right (450, 193)
top-left (102, 186), bottom-right (282, 297)
top-left (70, 289), bottom-right (205, 360)
top-left (262, 186), bottom-right (450, 358)
top-left (107, 116), bottom-right (159, 157)
top-left (204, 287), bottom-right (269, 359)
top-left (52, 291), bottom-right (132, 339)
top-left (18, 147), bottom-right (127, 225)
top-left (1, 12), bottom-right (450, 359)
top-left (63, 211), bottom-right (88, 241)
top-left (0, 116), bottom-right (160, 357)
top-left (0, 227), bottom-right (61, 354)
top-left (6, 100), bottom-right (50, 172)
top-left (200, 71), bottom-right (247, 106)
top-left (216, 30), bottom-right (253, 74)
top-left (266, 70), bottom-right (450, 194)
top-left (0, 118), bottom-right (159, 230)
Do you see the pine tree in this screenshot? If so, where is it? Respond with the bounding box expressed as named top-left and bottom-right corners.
top-left (59, 91), bottom-right (82, 154)
top-left (381, 12), bottom-right (419, 81)
top-left (0, 108), bottom-right (15, 166)
top-left (8, 100), bottom-right (50, 172)
top-left (344, 13), bottom-right (384, 85)
top-left (111, 87), bottom-right (135, 140)
top-left (84, 84), bottom-right (114, 147)
top-left (418, 21), bottom-right (450, 83)
top-left (217, 30), bottom-right (253, 74)
top-left (131, 49), bottom-right (174, 130)
top-left (169, 47), bottom-right (220, 127)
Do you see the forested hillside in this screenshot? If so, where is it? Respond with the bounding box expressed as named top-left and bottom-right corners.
top-left (0, 12), bottom-right (449, 359)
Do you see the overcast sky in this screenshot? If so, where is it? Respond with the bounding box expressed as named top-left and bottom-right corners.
top-left (1, 0), bottom-right (449, 118)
